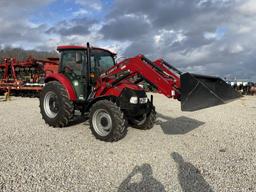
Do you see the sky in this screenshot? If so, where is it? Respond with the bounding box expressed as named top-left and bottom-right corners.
top-left (0, 0), bottom-right (255, 81)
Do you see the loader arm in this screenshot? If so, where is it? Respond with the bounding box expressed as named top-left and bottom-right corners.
top-left (153, 59), bottom-right (181, 88)
top-left (94, 55), bottom-right (241, 111)
top-left (95, 54), bottom-right (181, 99)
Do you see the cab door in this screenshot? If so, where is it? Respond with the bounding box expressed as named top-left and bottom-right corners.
top-left (60, 50), bottom-right (87, 101)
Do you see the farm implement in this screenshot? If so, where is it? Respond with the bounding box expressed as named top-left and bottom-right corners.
top-left (0, 57), bottom-right (58, 97)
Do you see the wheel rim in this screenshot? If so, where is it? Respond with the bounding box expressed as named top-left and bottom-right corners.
top-left (44, 91), bottom-right (59, 118)
top-left (92, 109), bottom-right (112, 137)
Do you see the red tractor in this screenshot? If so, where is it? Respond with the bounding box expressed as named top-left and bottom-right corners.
top-left (39, 43), bottom-right (241, 142)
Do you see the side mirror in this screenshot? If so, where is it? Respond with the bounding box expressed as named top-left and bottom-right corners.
top-left (76, 52), bottom-right (82, 64)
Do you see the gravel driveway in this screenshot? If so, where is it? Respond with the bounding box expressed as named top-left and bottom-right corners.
top-left (0, 94), bottom-right (255, 191)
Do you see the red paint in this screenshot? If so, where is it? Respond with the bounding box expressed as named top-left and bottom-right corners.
top-left (154, 59), bottom-right (181, 88)
top-left (57, 45), bottom-right (86, 50)
top-left (0, 57), bottom-right (59, 94)
top-left (45, 73), bottom-right (77, 101)
top-left (95, 55), bottom-right (180, 98)
top-left (94, 55), bottom-right (181, 99)
top-left (44, 63), bottom-right (59, 75)
top-left (57, 45), bottom-right (116, 55)
top-left (103, 83), bottom-right (143, 97)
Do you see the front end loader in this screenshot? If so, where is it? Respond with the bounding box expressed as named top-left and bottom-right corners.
top-left (153, 59), bottom-right (241, 111)
top-left (39, 43), bottom-right (241, 142)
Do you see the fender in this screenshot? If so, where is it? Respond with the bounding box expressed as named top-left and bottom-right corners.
top-left (45, 73), bottom-right (77, 101)
top-left (84, 95), bottom-right (117, 112)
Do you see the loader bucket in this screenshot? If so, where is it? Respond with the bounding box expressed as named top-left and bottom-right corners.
top-left (180, 73), bottom-right (242, 111)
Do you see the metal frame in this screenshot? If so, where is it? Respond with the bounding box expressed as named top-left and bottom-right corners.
top-left (0, 57), bottom-right (58, 94)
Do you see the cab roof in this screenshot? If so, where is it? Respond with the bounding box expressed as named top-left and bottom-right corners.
top-left (57, 45), bottom-right (116, 55)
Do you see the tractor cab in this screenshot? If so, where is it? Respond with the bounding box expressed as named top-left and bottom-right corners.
top-left (57, 45), bottom-right (116, 100)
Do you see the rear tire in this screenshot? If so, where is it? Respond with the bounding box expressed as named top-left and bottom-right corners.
top-left (129, 106), bottom-right (156, 130)
top-left (89, 100), bottom-right (127, 142)
top-left (40, 81), bottom-right (74, 127)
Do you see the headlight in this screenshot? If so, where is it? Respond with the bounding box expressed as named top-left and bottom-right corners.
top-left (130, 96), bottom-right (138, 104)
top-left (139, 97), bottom-right (148, 104)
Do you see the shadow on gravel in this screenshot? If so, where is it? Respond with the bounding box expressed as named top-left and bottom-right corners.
top-left (118, 164), bottom-right (166, 192)
top-left (156, 113), bottom-right (205, 135)
top-left (67, 116), bottom-right (89, 127)
top-left (172, 152), bottom-right (214, 192)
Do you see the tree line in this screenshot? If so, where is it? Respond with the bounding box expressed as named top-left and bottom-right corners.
top-left (0, 47), bottom-right (58, 63)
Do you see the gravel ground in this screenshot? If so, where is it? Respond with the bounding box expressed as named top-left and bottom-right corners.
top-left (0, 94), bottom-right (255, 192)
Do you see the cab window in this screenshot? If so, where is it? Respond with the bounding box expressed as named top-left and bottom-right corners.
top-left (61, 51), bottom-right (85, 75)
top-left (90, 50), bottom-right (115, 75)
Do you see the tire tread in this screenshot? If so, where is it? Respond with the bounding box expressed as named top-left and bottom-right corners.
top-left (40, 81), bottom-right (74, 127)
top-left (89, 100), bottom-right (127, 142)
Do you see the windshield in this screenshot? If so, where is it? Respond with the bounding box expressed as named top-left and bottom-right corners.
top-left (91, 49), bottom-right (115, 75)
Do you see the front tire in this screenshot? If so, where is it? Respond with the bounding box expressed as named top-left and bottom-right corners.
top-left (40, 81), bottom-right (74, 127)
top-left (89, 100), bottom-right (127, 142)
